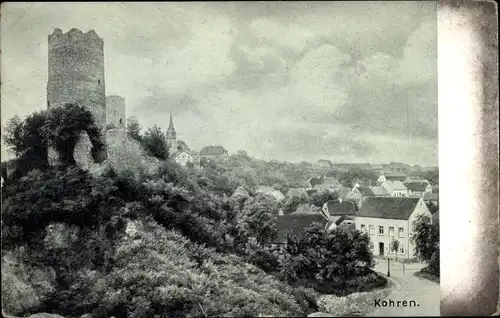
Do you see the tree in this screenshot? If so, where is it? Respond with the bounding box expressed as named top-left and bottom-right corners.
top-left (3, 104), bottom-right (104, 172)
top-left (281, 224), bottom-right (374, 295)
top-left (411, 214), bottom-right (439, 275)
top-left (142, 125), bottom-right (169, 160)
top-left (126, 116), bottom-right (142, 142)
top-left (177, 140), bottom-right (190, 152)
top-left (310, 190), bottom-right (339, 209)
top-left (390, 238), bottom-right (400, 261)
top-left (41, 103), bottom-right (105, 165)
top-left (237, 198), bottom-right (278, 245)
top-left (283, 195), bottom-right (308, 215)
top-left (3, 115), bottom-right (24, 157)
top-left (3, 113), bottom-right (49, 175)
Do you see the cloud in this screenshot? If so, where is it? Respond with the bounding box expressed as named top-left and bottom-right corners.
top-left (331, 19), bottom-right (438, 142)
top-left (1, 2), bottom-right (438, 166)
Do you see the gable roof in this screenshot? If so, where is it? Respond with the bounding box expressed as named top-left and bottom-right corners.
top-left (256, 186), bottom-right (285, 201)
top-left (382, 173), bottom-right (408, 182)
top-left (306, 176), bottom-right (340, 188)
top-left (325, 200), bottom-right (357, 216)
top-left (370, 186), bottom-right (389, 196)
top-left (199, 146), bottom-right (227, 156)
top-left (175, 151), bottom-right (193, 157)
top-left (404, 181), bottom-right (430, 192)
top-left (274, 213), bottom-right (329, 244)
top-left (382, 181), bottom-right (407, 191)
top-left (231, 186), bottom-right (249, 199)
top-left (357, 197), bottom-right (421, 220)
top-left (357, 186), bottom-right (375, 196)
top-left (306, 176), bottom-right (325, 188)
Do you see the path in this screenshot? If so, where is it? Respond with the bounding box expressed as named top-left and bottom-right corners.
top-left (366, 259), bottom-right (440, 316)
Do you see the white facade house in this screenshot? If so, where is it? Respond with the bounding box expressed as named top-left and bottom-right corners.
top-left (356, 196), bottom-right (431, 260)
top-left (174, 151), bottom-right (198, 167)
top-left (380, 180), bottom-right (408, 197)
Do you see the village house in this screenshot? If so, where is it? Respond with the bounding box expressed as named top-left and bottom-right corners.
top-left (345, 185), bottom-right (389, 208)
top-left (404, 181), bottom-right (433, 197)
top-left (322, 198), bottom-right (357, 229)
top-left (199, 145), bottom-right (229, 161)
top-left (380, 180), bottom-right (408, 197)
top-left (174, 150), bottom-right (200, 167)
top-left (356, 196), bottom-right (432, 260)
top-left (305, 176), bottom-right (340, 190)
top-left (377, 171), bottom-right (408, 182)
top-left (334, 186), bottom-right (352, 200)
top-left (272, 213), bottom-right (330, 246)
top-left (255, 185), bottom-right (286, 202)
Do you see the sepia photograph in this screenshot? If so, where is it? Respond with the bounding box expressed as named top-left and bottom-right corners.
top-left (0, 1), bottom-right (475, 317)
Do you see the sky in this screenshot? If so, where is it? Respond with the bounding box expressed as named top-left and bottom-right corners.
top-left (0, 2), bottom-right (438, 166)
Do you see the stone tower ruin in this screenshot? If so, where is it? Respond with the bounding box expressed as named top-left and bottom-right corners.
top-left (46, 28), bottom-right (107, 161)
top-left (106, 95), bottom-right (126, 129)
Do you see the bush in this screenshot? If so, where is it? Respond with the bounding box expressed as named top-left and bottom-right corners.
top-left (280, 224), bottom-right (377, 296)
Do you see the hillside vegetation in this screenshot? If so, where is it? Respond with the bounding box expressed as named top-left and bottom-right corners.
top-left (2, 104), bottom-right (386, 317)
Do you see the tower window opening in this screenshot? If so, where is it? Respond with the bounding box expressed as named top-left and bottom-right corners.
top-left (98, 79), bottom-right (101, 84)
top-left (119, 118), bottom-right (123, 124)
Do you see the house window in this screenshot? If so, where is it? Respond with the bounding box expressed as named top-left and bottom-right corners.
top-left (398, 227), bottom-right (404, 238)
top-left (378, 226), bottom-right (384, 235)
top-left (389, 226), bottom-right (395, 236)
top-left (369, 225), bottom-right (374, 235)
top-left (399, 246), bottom-right (404, 254)
top-left (360, 224), bottom-right (366, 232)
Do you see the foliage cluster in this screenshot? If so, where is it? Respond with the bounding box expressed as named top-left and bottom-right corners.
top-left (411, 214), bottom-right (440, 275)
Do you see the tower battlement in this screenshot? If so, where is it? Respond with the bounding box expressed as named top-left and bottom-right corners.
top-left (48, 28), bottom-right (103, 51)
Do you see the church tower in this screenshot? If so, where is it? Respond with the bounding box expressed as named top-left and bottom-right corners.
top-left (166, 113), bottom-right (177, 155)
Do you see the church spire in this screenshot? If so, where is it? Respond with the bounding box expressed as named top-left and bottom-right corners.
top-left (168, 112), bottom-right (175, 132)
